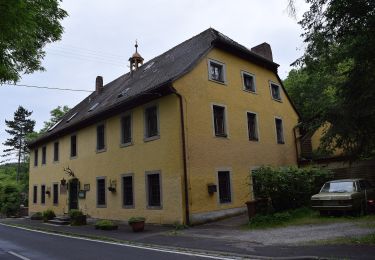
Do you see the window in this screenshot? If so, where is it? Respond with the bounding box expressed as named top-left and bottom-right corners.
top-left (242, 72), bottom-right (256, 92)
top-left (218, 171), bottom-right (231, 203)
top-left (53, 183), bottom-right (58, 205)
top-left (53, 142), bottom-right (59, 162)
top-left (147, 172), bottom-right (161, 208)
top-left (270, 83), bottom-right (281, 101)
top-left (213, 105), bottom-right (227, 137)
top-left (71, 135), bottom-right (77, 157)
top-left (275, 118), bottom-right (285, 144)
top-left (247, 112), bottom-right (259, 141)
top-left (97, 178), bottom-right (106, 207)
top-left (41, 185), bottom-right (46, 204)
top-left (34, 149), bottom-right (38, 166)
top-left (144, 106), bottom-right (159, 139)
top-left (208, 59), bottom-right (226, 83)
top-left (33, 186), bottom-right (37, 204)
top-left (122, 175), bottom-right (134, 207)
top-left (121, 114), bottom-right (132, 145)
top-left (42, 146), bottom-right (46, 165)
top-left (96, 124), bottom-right (105, 151)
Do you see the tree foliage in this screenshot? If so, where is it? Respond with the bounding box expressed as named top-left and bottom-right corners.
top-left (40, 105), bottom-right (70, 133)
top-left (2, 106), bottom-right (35, 181)
top-left (286, 0), bottom-right (375, 159)
top-left (0, 0), bottom-right (68, 83)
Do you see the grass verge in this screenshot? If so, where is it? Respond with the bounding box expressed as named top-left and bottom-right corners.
top-left (246, 208), bottom-right (375, 229)
top-left (312, 233), bottom-right (375, 245)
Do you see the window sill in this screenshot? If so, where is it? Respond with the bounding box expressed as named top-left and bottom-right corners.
top-left (243, 89), bottom-right (257, 94)
top-left (147, 206), bottom-right (163, 210)
top-left (144, 135), bottom-right (160, 142)
top-left (53, 160), bottom-right (59, 164)
top-left (249, 138), bottom-right (259, 142)
top-left (120, 142), bottom-right (133, 148)
top-left (277, 141), bottom-right (285, 145)
top-left (96, 148), bottom-right (107, 154)
top-left (215, 134), bottom-right (228, 138)
top-left (272, 97), bottom-right (282, 102)
top-left (219, 201), bottom-right (232, 205)
top-left (70, 156), bottom-right (78, 160)
top-left (208, 78), bottom-right (227, 85)
top-left (96, 205), bottom-right (107, 208)
top-left (122, 205), bottom-right (135, 209)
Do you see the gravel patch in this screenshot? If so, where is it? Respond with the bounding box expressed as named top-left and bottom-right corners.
top-left (181, 222), bottom-right (375, 246)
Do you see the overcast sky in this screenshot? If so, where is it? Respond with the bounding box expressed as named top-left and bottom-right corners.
top-left (0, 0), bottom-right (308, 160)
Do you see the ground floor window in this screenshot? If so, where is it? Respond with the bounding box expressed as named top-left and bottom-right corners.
top-left (122, 175), bottom-right (134, 207)
top-left (41, 185), bottom-right (46, 204)
top-left (97, 177), bottom-right (106, 207)
top-left (218, 171), bottom-right (231, 203)
top-left (146, 172), bottom-right (162, 208)
top-left (33, 185), bottom-right (37, 204)
top-left (53, 183), bottom-right (59, 205)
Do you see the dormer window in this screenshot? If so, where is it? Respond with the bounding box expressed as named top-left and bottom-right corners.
top-left (208, 59), bottom-right (226, 83)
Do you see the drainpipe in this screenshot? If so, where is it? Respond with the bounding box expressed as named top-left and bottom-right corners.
top-left (169, 87), bottom-right (190, 225)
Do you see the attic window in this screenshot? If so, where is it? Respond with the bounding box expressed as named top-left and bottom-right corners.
top-left (48, 119), bottom-right (62, 132)
top-left (143, 62), bottom-right (155, 72)
top-left (66, 112), bottom-right (78, 123)
top-left (118, 88), bottom-right (130, 98)
top-left (208, 59), bottom-right (226, 83)
top-left (88, 103), bottom-right (99, 112)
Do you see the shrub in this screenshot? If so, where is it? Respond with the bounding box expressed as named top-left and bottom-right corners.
top-left (42, 209), bottom-right (56, 221)
top-left (68, 209), bottom-right (86, 226)
top-left (30, 212), bottom-right (43, 220)
top-left (252, 166), bottom-right (332, 211)
top-left (95, 219), bottom-right (118, 230)
top-left (0, 182), bottom-right (21, 217)
top-left (128, 217), bottom-right (145, 225)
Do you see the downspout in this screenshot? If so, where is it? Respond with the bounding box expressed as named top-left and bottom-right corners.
top-left (293, 125), bottom-right (300, 167)
top-left (170, 87), bottom-right (190, 225)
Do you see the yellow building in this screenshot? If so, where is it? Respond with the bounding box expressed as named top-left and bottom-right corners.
top-left (29, 29), bottom-right (299, 225)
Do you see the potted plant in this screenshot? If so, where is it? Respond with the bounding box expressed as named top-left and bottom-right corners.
top-left (69, 209), bottom-right (87, 226)
top-left (128, 217), bottom-right (145, 232)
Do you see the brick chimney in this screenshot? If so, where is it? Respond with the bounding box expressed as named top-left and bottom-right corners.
top-left (96, 76), bottom-right (103, 93)
top-left (251, 42), bottom-right (273, 61)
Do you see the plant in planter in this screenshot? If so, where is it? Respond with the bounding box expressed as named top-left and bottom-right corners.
top-left (128, 217), bottom-right (146, 232)
top-left (95, 219), bottom-right (118, 230)
top-left (42, 209), bottom-right (56, 222)
top-left (68, 209), bottom-right (87, 226)
top-left (30, 212), bottom-right (43, 220)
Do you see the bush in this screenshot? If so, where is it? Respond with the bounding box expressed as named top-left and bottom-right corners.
top-left (0, 182), bottom-right (21, 217)
top-left (68, 209), bottom-right (86, 226)
top-left (42, 209), bottom-right (56, 221)
top-left (252, 166), bottom-right (332, 211)
top-left (95, 219), bottom-right (118, 230)
top-left (30, 212), bottom-right (43, 220)
top-left (128, 217), bottom-right (145, 225)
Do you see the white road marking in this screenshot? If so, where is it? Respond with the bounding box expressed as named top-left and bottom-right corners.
top-left (7, 251), bottom-right (31, 260)
top-left (0, 223), bottom-right (242, 259)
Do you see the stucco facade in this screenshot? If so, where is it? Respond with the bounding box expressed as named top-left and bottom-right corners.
top-left (29, 29), bottom-right (299, 225)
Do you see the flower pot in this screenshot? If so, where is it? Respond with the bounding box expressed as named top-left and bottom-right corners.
top-left (71, 215), bottom-right (87, 226)
top-left (130, 221), bottom-right (145, 232)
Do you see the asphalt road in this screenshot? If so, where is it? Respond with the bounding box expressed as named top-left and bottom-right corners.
top-left (0, 224), bottom-right (232, 260)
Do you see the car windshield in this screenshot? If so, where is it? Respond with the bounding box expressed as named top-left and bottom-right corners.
top-left (321, 181), bottom-right (355, 193)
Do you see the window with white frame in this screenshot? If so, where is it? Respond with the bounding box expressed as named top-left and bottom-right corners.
top-left (146, 172), bottom-right (162, 208)
top-left (208, 59), bottom-right (226, 83)
top-left (242, 72), bottom-right (256, 92)
top-left (270, 82), bottom-right (281, 101)
top-left (213, 105), bottom-right (227, 137)
top-left (247, 112), bottom-right (259, 141)
top-left (275, 118), bottom-right (285, 144)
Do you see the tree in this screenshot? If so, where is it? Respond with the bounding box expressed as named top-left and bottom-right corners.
top-left (40, 105), bottom-right (70, 133)
top-left (0, 0), bottom-right (68, 83)
top-left (286, 0), bottom-right (375, 159)
top-left (2, 106), bottom-right (35, 181)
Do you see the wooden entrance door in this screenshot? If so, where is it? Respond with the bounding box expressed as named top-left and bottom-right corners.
top-left (69, 178), bottom-right (79, 210)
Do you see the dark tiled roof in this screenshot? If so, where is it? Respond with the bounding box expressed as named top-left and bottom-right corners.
top-left (29, 28), bottom-right (281, 147)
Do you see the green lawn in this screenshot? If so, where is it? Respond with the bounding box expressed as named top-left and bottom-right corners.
top-left (245, 208), bottom-right (375, 229)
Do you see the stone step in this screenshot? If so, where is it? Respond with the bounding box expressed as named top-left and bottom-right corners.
top-left (54, 216), bottom-right (71, 221)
